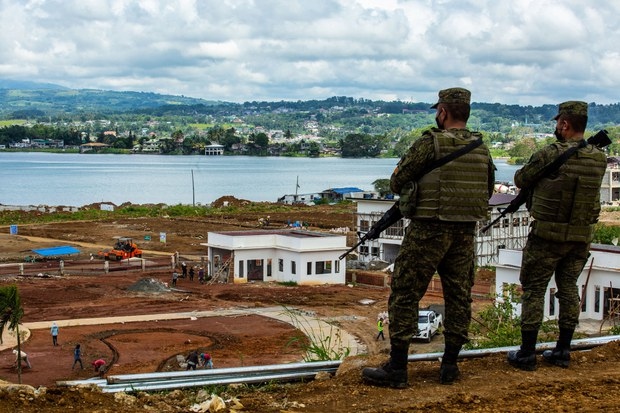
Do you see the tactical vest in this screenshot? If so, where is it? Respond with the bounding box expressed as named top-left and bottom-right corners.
top-left (530, 142), bottom-right (606, 243)
top-left (409, 129), bottom-right (491, 222)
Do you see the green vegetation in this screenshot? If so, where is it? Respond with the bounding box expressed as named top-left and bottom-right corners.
top-left (0, 119), bottom-right (26, 127)
top-left (593, 222), bottom-right (620, 245)
top-left (466, 284), bottom-right (560, 349)
top-left (277, 281), bottom-right (298, 287)
top-left (0, 202), bottom-right (349, 226)
top-left (2, 86), bottom-right (620, 158)
top-left (282, 306), bottom-right (351, 361)
top-left (0, 285), bottom-right (25, 383)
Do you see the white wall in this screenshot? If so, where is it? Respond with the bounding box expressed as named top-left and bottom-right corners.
top-left (495, 246), bottom-right (620, 321)
top-left (205, 230), bottom-right (347, 285)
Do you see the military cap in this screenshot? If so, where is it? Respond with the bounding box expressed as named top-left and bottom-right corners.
top-left (431, 87), bottom-right (471, 108)
top-left (554, 101), bottom-right (588, 120)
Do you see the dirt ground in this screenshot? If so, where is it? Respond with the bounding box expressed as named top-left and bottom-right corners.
top-left (0, 198), bottom-right (619, 412)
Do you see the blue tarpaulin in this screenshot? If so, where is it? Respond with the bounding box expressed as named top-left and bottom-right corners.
top-left (329, 187), bottom-right (363, 194)
top-left (32, 246), bottom-right (81, 257)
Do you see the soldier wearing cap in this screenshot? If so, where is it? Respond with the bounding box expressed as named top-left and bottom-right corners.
top-left (362, 88), bottom-right (495, 388)
top-left (507, 101), bottom-right (607, 371)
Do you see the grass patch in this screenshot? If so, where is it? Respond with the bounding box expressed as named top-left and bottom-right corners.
top-left (282, 306), bottom-right (351, 361)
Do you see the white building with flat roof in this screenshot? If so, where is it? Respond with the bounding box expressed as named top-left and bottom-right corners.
top-left (204, 144), bottom-right (225, 155)
top-left (203, 230), bottom-right (348, 285)
top-left (495, 245), bottom-right (620, 323)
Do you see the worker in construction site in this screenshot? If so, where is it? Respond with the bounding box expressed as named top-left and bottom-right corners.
top-left (186, 351), bottom-right (199, 370)
top-left (376, 317), bottom-right (385, 341)
top-left (200, 353), bottom-right (214, 369)
top-left (92, 358), bottom-right (106, 377)
top-left (13, 349), bottom-right (32, 369)
top-left (507, 101), bottom-right (607, 371)
top-left (363, 87), bottom-right (495, 388)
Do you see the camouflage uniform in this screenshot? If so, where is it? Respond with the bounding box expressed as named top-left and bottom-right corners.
top-left (363, 87), bottom-right (494, 387)
top-left (515, 102), bottom-right (607, 332)
top-left (507, 101), bottom-right (607, 371)
top-left (388, 89), bottom-right (495, 350)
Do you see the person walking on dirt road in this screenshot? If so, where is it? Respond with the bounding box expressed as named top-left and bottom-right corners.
top-left (50, 322), bottom-right (59, 346)
top-left (172, 270), bottom-right (179, 287)
top-left (72, 344), bottom-right (83, 370)
top-left (376, 317), bottom-right (385, 341)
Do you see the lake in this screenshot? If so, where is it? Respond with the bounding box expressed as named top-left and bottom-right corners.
top-left (0, 152), bottom-right (519, 206)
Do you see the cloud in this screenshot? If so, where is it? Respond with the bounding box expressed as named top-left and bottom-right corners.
top-left (0, 0), bottom-right (618, 105)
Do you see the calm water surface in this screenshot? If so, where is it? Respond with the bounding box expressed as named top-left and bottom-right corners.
top-left (0, 152), bottom-right (518, 206)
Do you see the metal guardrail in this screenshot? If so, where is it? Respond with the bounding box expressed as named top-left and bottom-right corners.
top-left (58, 336), bottom-right (620, 393)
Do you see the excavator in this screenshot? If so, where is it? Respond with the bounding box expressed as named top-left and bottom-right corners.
top-left (98, 237), bottom-right (143, 261)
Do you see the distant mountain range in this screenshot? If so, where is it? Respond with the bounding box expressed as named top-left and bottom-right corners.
top-left (1, 79), bottom-right (619, 128)
top-left (0, 79), bottom-right (69, 90)
top-left (0, 78), bottom-right (218, 116)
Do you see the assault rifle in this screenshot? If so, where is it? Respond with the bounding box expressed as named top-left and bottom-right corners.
top-left (479, 130), bottom-right (612, 234)
top-left (339, 135), bottom-right (485, 260)
top-left (338, 201), bottom-right (403, 260)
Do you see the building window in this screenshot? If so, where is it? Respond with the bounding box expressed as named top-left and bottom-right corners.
top-left (371, 247), bottom-right (379, 256)
top-left (360, 219), bottom-right (370, 232)
top-left (335, 260), bottom-right (340, 273)
top-left (581, 285), bottom-right (587, 312)
top-left (238, 260), bottom-right (244, 278)
top-left (315, 261), bottom-right (332, 274)
top-left (291, 261), bottom-right (296, 274)
top-left (595, 286), bottom-right (601, 312)
top-left (307, 262), bottom-right (312, 275)
top-left (359, 245), bottom-right (369, 255)
top-left (549, 288), bottom-right (556, 316)
top-left (279, 259), bottom-right (283, 272)
top-left (267, 259), bottom-right (272, 277)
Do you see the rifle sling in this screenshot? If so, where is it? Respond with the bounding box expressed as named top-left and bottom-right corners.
top-left (525, 139), bottom-right (587, 190)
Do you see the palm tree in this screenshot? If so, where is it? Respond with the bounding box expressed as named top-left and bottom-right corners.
top-left (0, 285), bottom-right (25, 383)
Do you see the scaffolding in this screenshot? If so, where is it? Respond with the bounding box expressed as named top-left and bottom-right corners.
top-left (354, 208), bottom-right (530, 266)
top-left (600, 281), bottom-right (620, 333)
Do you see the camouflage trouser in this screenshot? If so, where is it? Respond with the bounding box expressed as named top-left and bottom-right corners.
top-left (519, 233), bottom-right (590, 331)
top-left (388, 220), bottom-right (476, 349)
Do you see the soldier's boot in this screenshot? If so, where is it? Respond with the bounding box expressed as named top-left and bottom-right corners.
top-left (362, 344), bottom-right (408, 388)
top-left (543, 328), bottom-right (573, 368)
top-left (507, 329), bottom-right (538, 371)
top-left (439, 343), bottom-right (461, 385)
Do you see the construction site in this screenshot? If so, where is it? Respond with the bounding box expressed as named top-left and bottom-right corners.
top-left (0, 198), bottom-right (619, 412)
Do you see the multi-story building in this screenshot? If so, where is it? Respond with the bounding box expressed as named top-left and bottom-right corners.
top-left (353, 194), bottom-right (530, 266)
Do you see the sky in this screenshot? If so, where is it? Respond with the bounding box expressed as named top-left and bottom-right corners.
top-left (1, 0), bottom-right (619, 106)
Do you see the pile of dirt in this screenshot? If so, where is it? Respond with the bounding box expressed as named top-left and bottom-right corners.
top-left (126, 277), bottom-right (171, 293)
top-left (210, 195), bottom-right (253, 208)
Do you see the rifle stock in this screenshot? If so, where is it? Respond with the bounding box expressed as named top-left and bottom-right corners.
top-left (339, 201), bottom-right (403, 260)
top-left (479, 130), bottom-right (611, 234)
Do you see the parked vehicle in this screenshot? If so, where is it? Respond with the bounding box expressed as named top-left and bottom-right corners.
top-left (98, 237), bottom-right (143, 261)
top-left (413, 309), bottom-right (443, 342)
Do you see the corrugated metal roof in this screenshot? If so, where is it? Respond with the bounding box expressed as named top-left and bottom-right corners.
top-left (32, 246), bottom-right (81, 256)
top-left (327, 187), bottom-right (363, 194)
